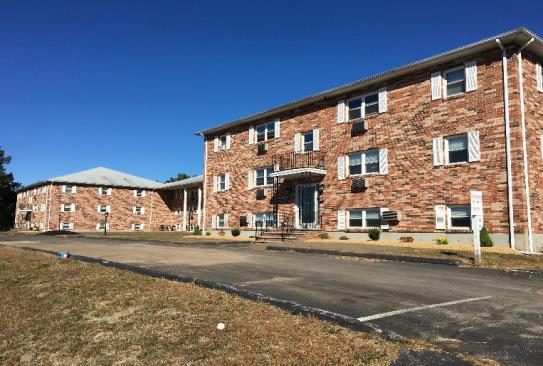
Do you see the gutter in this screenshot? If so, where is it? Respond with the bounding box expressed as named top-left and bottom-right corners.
top-left (496, 39), bottom-right (516, 250)
top-left (517, 38), bottom-right (535, 253)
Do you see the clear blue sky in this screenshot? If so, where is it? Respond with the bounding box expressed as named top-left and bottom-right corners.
top-left (2, 0), bottom-right (542, 185)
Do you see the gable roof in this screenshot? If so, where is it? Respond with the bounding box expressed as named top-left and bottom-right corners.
top-left (195, 27), bottom-right (543, 137)
top-left (21, 167), bottom-right (164, 191)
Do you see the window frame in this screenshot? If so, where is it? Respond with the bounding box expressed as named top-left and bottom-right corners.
top-left (348, 208), bottom-right (381, 229)
top-left (65, 185), bottom-right (75, 194)
top-left (218, 134), bottom-right (228, 151)
top-left (99, 187), bottom-right (111, 196)
top-left (348, 149), bottom-right (380, 176)
top-left (255, 212), bottom-right (274, 228)
top-left (256, 122), bottom-right (276, 143)
top-left (133, 223), bottom-right (144, 231)
top-left (448, 205), bottom-right (471, 230)
top-left (302, 130), bottom-right (314, 153)
top-left (347, 92), bottom-right (380, 121)
top-left (61, 222), bottom-right (73, 230)
top-left (62, 203), bottom-right (73, 213)
top-left (443, 66), bottom-right (466, 97)
top-left (217, 213), bottom-right (226, 229)
top-left (255, 166), bottom-right (274, 187)
top-left (134, 206), bottom-right (143, 215)
top-left (218, 174), bottom-right (227, 191)
top-left (445, 134), bottom-right (469, 165)
top-left (99, 205), bottom-right (108, 214)
top-left (135, 189), bottom-right (144, 197)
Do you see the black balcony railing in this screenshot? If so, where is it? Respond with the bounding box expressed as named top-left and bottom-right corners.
top-left (272, 151), bottom-right (326, 172)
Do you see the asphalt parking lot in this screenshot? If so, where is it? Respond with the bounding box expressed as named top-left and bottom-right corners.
top-left (2, 233), bottom-right (542, 365)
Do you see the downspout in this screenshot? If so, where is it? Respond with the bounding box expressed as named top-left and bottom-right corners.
top-left (148, 188), bottom-right (155, 232)
top-left (202, 137), bottom-right (208, 232)
top-left (46, 183), bottom-right (53, 231)
top-left (517, 38), bottom-right (535, 253)
top-left (496, 39), bottom-right (516, 250)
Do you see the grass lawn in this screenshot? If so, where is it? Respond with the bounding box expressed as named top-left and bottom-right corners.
top-left (0, 246), bottom-right (402, 365)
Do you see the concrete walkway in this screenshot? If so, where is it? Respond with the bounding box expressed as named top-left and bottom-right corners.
top-left (2, 233), bottom-right (542, 365)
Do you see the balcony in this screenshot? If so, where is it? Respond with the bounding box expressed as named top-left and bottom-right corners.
top-left (270, 151), bottom-right (327, 180)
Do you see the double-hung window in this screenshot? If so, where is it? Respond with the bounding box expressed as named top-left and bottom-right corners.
top-left (255, 212), bottom-right (274, 228)
top-left (218, 174), bottom-right (226, 191)
top-left (444, 67), bottom-right (466, 97)
top-left (348, 92), bottom-right (379, 120)
top-left (348, 209), bottom-right (381, 228)
top-left (99, 187), bottom-right (111, 196)
top-left (255, 167), bottom-right (274, 187)
top-left (303, 131), bottom-right (314, 152)
top-left (218, 135), bottom-right (228, 150)
top-left (217, 213), bottom-right (226, 228)
top-left (134, 206), bottom-right (143, 215)
top-left (133, 223), bottom-right (143, 231)
top-left (62, 203), bottom-right (73, 213)
top-left (98, 205), bottom-right (108, 214)
top-left (449, 205), bottom-right (471, 229)
top-left (65, 185), bottom-right (75, 194)
top-left (446, 135), bottom-right (468, 164)
top-left (256, 122), bottom-right (275, 142)
top-left (349, 150), bottom-right (379, 175)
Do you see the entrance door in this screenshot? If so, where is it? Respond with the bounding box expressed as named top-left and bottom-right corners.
top-left (296, 184), bottom-right (319, 229)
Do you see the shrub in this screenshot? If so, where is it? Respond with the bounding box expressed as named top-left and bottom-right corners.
top-left (206, 231), bottom-right (211, 236)
top-left (231, 228), bottom-right (241, 237)
top-left (368, 229), bottom-right (380, 241)
top-left (480, 226), bottom-right (493, 247)
top-left (319, 233), bottom-right (330, 240)
top-left (339, 235), bottom-right (349, 240)
top-left (435, 236), bottom-right (448, 245)
top-left (400, 236), bottom-right (414, 243)
top-left (193, 225), bottom-right (202, 236)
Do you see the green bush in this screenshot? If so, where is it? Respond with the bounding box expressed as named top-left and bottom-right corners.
top-left (435, 236), bottom-right (448, 245)
top-left (480, 226), bottom-right (493, 247)
top-left (231, 228), bottom-right (241, 237)
top-left (339, 235), bottom-right (349, 240)
top-left (319, 233), bottom-right (330, 240)
top-left (368, 229), bottom-right (380, 241)
top-left (193, 225), bottom-right (202, 236)
top-left (206, 231), bottom-right (211, 236)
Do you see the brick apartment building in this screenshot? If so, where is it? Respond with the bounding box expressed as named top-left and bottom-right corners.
top-left (197, 28), bottom-right (543, 251)
top-left (14, 167), bottom-right (203, 232)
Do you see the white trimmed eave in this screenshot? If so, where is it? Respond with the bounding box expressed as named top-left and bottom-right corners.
top-left (269, 167), bottom-right (327, 180)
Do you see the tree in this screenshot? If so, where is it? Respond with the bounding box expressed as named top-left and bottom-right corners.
top-left (0, 147), bottom-right (20, 231)
top-left (164, 172), bottom-right (192, 183)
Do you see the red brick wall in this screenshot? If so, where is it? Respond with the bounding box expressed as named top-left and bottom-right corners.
top-left (203, 48), bottom-right (535, 239)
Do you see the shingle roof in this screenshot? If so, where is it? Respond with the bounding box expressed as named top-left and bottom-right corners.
top-left (161, 175), bottom-right (204, 190)
top-left (195, 27), bottom-right (543, 137)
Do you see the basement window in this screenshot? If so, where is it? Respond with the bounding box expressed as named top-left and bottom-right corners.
top-left (449, 205), bottom-right (471, 229)
top-left (348, 209), bottom-right (381, 228)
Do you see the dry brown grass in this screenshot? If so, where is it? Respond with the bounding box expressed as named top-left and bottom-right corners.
top-left (0, 246), bottom-right (399, 365)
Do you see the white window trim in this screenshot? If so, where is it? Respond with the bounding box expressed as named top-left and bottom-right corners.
top-left (99, 187), bottom-right (112, 196)
top-left (216, 173), bottom-right (228, 192)
top-left (132, 223), bottom-right (144, 231)
top-left (443, 65), bottom-right (466, 98)
top-left (255, 121), bottom-right (277, 142)
top-left (447, 205), bottom-right (471, 231)
top-left (346, 208), bottom-right (381, 229)
top-left (96, 223), bottom-right (110, 231)
top-left (346, 91), bottom-right (380, 121)
top-left (254, 167), bottom-right (274, 187)
top-left (216, 213), bottom-right (227, 229)
top-left (348, 149), bottom-right (380, 177)
top-left (61, 203), bottom-right (75, 213)
top-left (61, 222), bottom-right (74, 230)
top-left (134, 189), bottom-right (146, 197)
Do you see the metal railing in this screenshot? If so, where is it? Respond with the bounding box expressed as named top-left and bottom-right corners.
top-left (272, 151), bottom-right (326, 172)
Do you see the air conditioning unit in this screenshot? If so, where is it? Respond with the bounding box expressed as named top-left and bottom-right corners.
top-left (256, 188), bottom-right (266, 200)
top-left (351, 178), bottom-right (368, 193)
top-left (257, 143), bottom-right (268, 155)
top-left (381, 210), bottom-right (400, 222)
top-left (351, 119), bottom-right (366, 137)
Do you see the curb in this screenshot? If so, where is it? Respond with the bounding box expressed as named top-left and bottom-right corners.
top-left (71, 235), bottom-right (252, 247)
top-left (18, 246), bottom-right (402, 342)
top-left (266, 246), bottom-right (463, 266)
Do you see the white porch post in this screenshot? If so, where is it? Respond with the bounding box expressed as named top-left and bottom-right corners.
top-left (182, 189), bottom-right (188, 231)
top-left (197, 187), bottom-right (202, 228)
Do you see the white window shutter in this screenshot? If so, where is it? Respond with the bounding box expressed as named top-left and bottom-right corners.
top-left (378, 87), bottom-right (387, 113)
top-left (62, 185), bottom-right (66, 193)
top-left (537, 63), bottom-right (543, 92)
top-left (71, 203), bottom-right (75, 212)
top-left (212, 176), bottom-right (218, 193)
top-left (337, 210), bottom-right (346, 230)
top-left (337, 100), bottom-right (346, 123)
top-left (468, 131), bottom-right (480, 162)
top-left (72, 186), bottom-right (77, 193)
top-left (435, 205), bottom-right (446, 230)
top-left (379, 149), bottom-right (388, 175)
top-left (465, 61), bottom-right (478, 92)
top-left (433, 137), bottom-right (444, 166)
top-left (313, 129), bottom-right (320, 151)
top-left (248, 126), bottom-right (255, 144)
top-left (337, 156), bottom-right (345, 180)
top-left (107, 205), bottom-right (111, 213)
top-left (141, 207), bottom-right (145, 214)
top-left (69, 223), bottom-right (74, 230)
top-left (294, 133), bottom-right (301, 153)
top-left (431, 72), bottom-right (442, 100)
top-left (380, 207), bottom-right (389, 230)
top-left (225, 173), bottom-right (230, 190)
top-left (214, 137), bottom-right (219, 152)
top-left (247, 171), bottom-right (254, 190)
top-left (97, 205), bottom-right (101, 213)
top-left (274, 119), bottom-right (281, 138)
top-left (107, 188), bottom-right (112, 196)
top-left (142, 190), bottom-right (146, 197)
top-left (226, 134), bottom-right (231, 149)
top-left (132, 207), bottom-right (136, 214)
top-left (133, 190), bottom-right (137, 197)
top-left (224, 214), bottom-right (229, 228)
top-left (211, 214), bottom-right (217, 229)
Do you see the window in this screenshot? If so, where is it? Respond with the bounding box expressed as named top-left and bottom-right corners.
top-left (97, 222), bottom-right (108, 231)
top-left (444, 67), bottom-right (466, 96)
top-left (348, 209), bottom-right (381, 228)
top-left (98, 205), bottom-right (108, 214)
top-left (349, 150), bottom-right (379, 175)
top-left (218, 135), bottom-right (228, 150)
top-left (133, 223), bottom-right (144, 231)
top-left (255, 212), bottom-right (274, 228)
top-left (218, 174), bottom-right (226, 191)
top-left (255, 167), bottom-right (274, 187)
top-left (217, 213), bottom-right (226, 228)
top-left (99, 187), bottom-right (111, 196)
top-left (61, 222), bottom-right (73, 230)
top-left (134, 206), bottom-right (143, 215)
top-left (62, 203), bottom-right (73, 212)
top-left (449, 205), bottom-right (471, 229)
top-left (348, 92), bottom-right (379, 120)
top-left (256, 122), bottom-right (275, 142)
top-left (446, 135), bottom-right (468, 164)
top-left (65, 185), bottom-right (75, 194)
top-left (303, 131), bottom-right (314, 152)
top-left (134, 189), bottom-right (145, 197)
